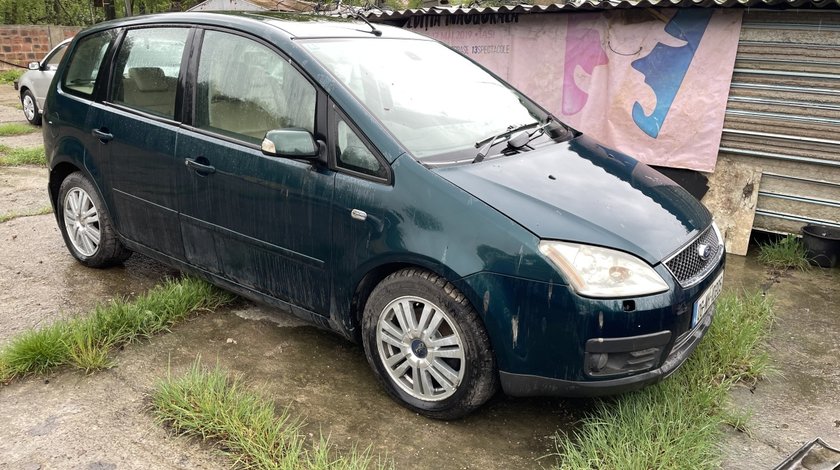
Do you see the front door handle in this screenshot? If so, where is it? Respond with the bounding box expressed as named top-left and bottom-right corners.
top-left (92, 128), bottom-right (113, 143)
top-left (185, 157), bottom-right (216, 175)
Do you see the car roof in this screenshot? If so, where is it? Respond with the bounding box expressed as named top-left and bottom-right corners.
top-left (82, 11), bottom-right (425, 41)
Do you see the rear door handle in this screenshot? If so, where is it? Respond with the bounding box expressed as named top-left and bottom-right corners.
top-left (92, 128), bottom-right (113, 143)
top-left (185, 158), bottom-right (216, 175)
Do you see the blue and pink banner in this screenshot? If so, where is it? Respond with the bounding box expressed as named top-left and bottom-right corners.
top-left (408, 9), bottom-right (743, 172)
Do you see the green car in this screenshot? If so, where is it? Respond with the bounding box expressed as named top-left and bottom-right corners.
top-left (44, 12), bottom-right (725, 419)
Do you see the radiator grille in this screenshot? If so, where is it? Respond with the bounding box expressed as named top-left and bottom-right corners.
top-left (664, 227), bottom-right (722, 288)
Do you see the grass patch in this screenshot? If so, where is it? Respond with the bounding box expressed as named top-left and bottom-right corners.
top-left (0, 205), bottom-right (53, 223)
top-left (0, 145), bottom-right (47, 166)
top-left (153, 360), bottom-right (388, 469)
top-left (0, 68), bottom-right (24, 85)
top-left (0, 122), bottom-right (39, 136)
top-left (551, 291), bottom-right (774, 470)
top-left (0, 277), bottom-right (235, 383)
top-left (758, 234), bottom-right (810, 271)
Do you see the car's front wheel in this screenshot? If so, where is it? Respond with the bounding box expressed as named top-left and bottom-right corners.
top-left (362, 268), bottom-right (498, 419)
top-left (21, 89), bottom-right (41, 126)
top-left (57, 172), bottom-right (131, 267)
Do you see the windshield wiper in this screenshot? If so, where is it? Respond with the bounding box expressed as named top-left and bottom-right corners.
top-left (472, 122), bottom-right (540, 164)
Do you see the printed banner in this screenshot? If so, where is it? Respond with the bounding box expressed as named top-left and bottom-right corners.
top-left (407, 9), bottom-right (743, 172)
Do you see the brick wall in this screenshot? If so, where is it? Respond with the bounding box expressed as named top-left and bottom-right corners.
top-left (0, 25), bottom-right (79, 70)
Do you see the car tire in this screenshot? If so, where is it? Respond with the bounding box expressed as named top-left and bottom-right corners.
top-left (362, 268), bottom-right (498, 420)
top-left (57, 172), bottom-right (131, 268)
top-left (21, 89), bottom-right (41, 126)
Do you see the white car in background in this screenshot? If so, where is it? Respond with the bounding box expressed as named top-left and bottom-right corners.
top-left (15, 38), bottom-right (71, 125)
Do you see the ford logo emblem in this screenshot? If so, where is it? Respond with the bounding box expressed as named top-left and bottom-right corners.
top-left (697, 244), bottom-right (711, 261)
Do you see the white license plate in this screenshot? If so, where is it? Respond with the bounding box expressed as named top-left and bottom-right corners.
top-left (693, 271), bottom-right (724, 328)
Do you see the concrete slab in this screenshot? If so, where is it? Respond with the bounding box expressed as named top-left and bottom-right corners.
top-left (721, 255), bottom-right (840, 469)
top-left (702, 155), bottom-right (762, 256)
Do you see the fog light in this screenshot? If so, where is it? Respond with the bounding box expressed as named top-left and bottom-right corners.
top-left (588, 352), bottom-right (609, 372)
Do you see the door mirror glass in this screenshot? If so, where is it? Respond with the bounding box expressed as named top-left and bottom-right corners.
top-left (262, 129), bottom-right (318, 158)
top-left (28, 61), bottom-right (40, 70)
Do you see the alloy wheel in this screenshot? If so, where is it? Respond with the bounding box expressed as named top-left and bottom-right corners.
top-left (22, 94), bottom-right (36, 121)
top-left (376, 296), bottom-right (466, 401)
top-left (63, 187), bottom-right (101, 257)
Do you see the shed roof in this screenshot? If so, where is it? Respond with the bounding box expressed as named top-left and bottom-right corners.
top-left (368, 0), bottom-right (839, 22)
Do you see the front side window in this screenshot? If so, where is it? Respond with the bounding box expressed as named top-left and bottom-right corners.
top-left (111, 28), bottom-right (188, 119)
top-left (195, 31), bottom-right (316, 144)
top-left (43, 43), bottom-right (68, 70)
top-left (62, 30), bottom-right (116, 97)
top-left (336, 117), bottom-right (386, 179)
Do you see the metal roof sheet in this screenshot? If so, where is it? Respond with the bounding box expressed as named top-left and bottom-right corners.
top-left (369, 0), bottom-right (840, 22)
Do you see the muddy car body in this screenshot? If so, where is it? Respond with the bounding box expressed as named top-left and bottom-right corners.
top-left (44, 12), bottom-right (725, 419)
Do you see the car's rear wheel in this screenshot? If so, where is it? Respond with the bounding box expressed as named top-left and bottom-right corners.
top-left (21, 90), bottom-right (41, 126)
top-left (57, 172), bottom-right (131, 267)
top-left (362, 268), bottom-right (498, 419)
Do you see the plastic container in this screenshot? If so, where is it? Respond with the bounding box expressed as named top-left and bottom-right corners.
top-left (801, 224), bottom-right (840, 268)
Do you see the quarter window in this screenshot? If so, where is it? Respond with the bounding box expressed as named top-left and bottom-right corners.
top-left (62, 31), bottom-right (116, 97)
top-left (43, 43), bottom-right (67, 71)
top-left (195, 31), bottom-right (316, 144)
top-left (111, 28), bottom-right (188, 120)
top-left (336, 118), bottom-right (386, 179)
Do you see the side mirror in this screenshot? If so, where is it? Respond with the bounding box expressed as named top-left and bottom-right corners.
top-left (261, 129), bottom-right (319, 159)
top-left (28, 61), bottom-right (40, 71)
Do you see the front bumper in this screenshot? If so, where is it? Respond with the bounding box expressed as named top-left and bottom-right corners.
top-left (499, 303), bottom-right (715, 397)
top-left (455, 255), bottom-right (725, 397)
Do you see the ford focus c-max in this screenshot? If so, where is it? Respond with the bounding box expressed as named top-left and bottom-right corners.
top-left (44, 12), bottom-right (725, 419)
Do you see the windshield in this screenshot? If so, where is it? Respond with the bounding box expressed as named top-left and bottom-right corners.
top-left (302, 38), bottom-right (548, 162)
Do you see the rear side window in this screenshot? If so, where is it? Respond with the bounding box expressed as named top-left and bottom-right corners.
top-left (110, 28), bottom-right (188, 120)
top-left (62, 31), bottom-right (116, 97)
top-left (194, 30), bottom-right (316, 144)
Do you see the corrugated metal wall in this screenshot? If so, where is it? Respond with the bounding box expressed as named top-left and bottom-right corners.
top-left (721, 9), bottom-right (840, 233)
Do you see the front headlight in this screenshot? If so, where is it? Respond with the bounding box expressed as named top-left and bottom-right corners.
top-left (538, 241), bottom-right (669, 298)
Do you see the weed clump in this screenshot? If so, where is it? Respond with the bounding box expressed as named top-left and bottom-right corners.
top-left (0, 123), bottom-right (39, 137)
top-left (0, 277), bottom-right (235, 382)
top-left (758, 234), bottom-right (810, 271)
top-left (0, 145), bottom-right (47, 166)
top-left (153, 360), bottom-right (389, 470)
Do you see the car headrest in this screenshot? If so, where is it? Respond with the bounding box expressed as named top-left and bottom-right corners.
top-left (129, 67), bottom-right (168, 92)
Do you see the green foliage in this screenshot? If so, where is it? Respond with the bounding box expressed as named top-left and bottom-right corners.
top-left (551, 291), bottom-right (775, 470)
top-left (0, 122), bottom-right (39, 136)
top-left (0, 0), bottom-right (206, 26)
top-left (0, 205), bottom-right (53, 223)
top-left (153, 360), bottom-right (390, 470)
top-left (0, 145), bottom-right (47, 165)
top-left (0, 68), bottom-right (23, 84)
top-left (0, 0), bottom-right (91, 26)
top-left (0, 277), bottom-right (235, 382)
top-left (758, 234), bottom-right (810, 271)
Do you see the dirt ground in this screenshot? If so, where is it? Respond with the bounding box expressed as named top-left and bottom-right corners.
top-left (0, 82), bottom-right (838, 469)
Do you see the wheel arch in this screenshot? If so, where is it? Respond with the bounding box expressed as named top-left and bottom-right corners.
top-left (347, 257), bottom-right (486, 343)
top-left (48, 161), bottom-right (83, 208)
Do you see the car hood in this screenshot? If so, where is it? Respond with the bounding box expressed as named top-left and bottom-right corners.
top-left (433, 134), bottom-right (711, 264)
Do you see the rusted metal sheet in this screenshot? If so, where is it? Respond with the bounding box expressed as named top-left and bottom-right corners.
top-left (720, 9), bottom-right (840, 234)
